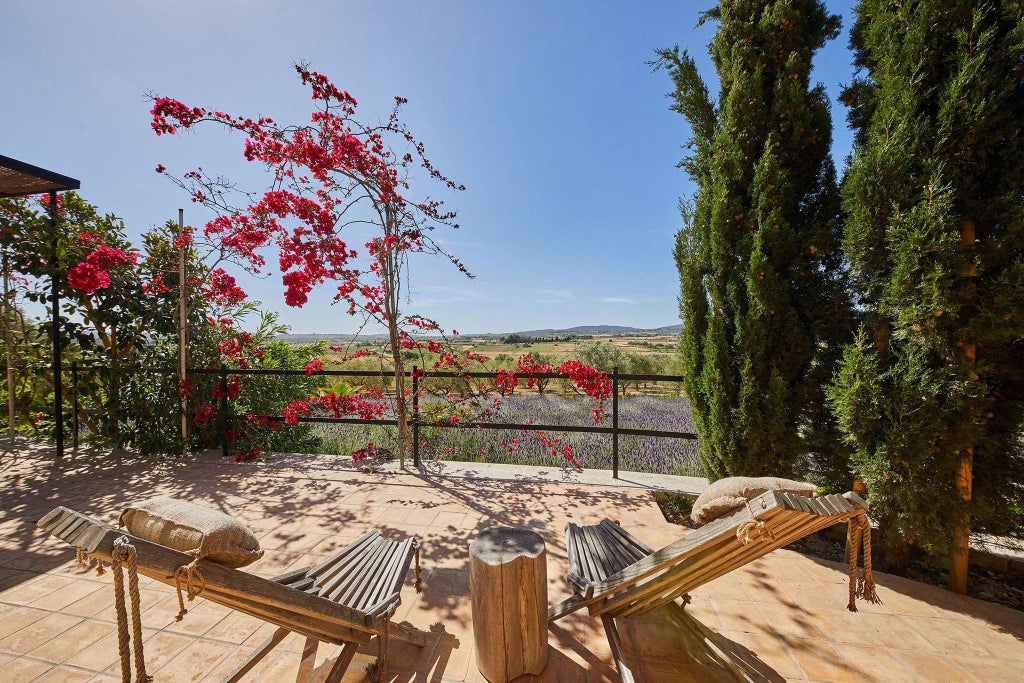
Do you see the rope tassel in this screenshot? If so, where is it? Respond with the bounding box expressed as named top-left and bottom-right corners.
top-left (173, 555), bottom-right (206, 622)
top-left (846, 515), bottom-right (881, 612)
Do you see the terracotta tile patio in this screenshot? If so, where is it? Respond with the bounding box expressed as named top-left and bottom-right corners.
top-left (2, 442), bottom-right (1023, 681)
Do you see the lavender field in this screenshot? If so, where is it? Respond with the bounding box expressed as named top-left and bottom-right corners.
top-left (313, 394), bottom-right (701, 477)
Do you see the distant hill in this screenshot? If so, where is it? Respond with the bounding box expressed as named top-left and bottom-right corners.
top-left (509, 324), bottom-right (682, 337)
top-left (281, 324), bottom-right (681, 343)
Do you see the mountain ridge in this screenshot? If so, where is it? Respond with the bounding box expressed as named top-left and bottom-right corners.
top-left (281, 323), bottom-right (682, 342)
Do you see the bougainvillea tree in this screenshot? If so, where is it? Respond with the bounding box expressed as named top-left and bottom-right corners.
top-left (151, 64), bottom-right (475, 464)
top-left (152, 64), bottom-right (610, 468)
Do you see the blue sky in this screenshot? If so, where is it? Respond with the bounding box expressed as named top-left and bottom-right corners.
top-left (2, 0), bottom-right (859, 335)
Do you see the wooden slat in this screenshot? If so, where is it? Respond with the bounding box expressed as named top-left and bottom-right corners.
top-left (351, 539), bottom-right (401, 612)
top-left (595, 527), bottom-right (634, 574)
top-left (565, 524), bottom-right (583, 580)
top-left (828, 493), bottom-right (856, 513)
top-left (362, 539), bottom-right (416, 624)
top-left (584, 525), bottom-right (616, 580)
top-left (844, 491), bottom-right (869, 511)
top-left (333, 537), bottom-right (393, 607)
top-left (310, 532), bottom-right (381, 591)
top-left (600, 519), bottom-right (654, 556)
top-left (572, 525), bottom-right (601, 586)
top-left (318, 536), bottom-right (385, 601)
top-left (285, 576), bottom-right (317, 593)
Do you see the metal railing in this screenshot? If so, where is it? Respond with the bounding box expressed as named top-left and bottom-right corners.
top-left (188, 365), bottom-right (694, 478)
top-left (54, 363), bottom-right (696, 478)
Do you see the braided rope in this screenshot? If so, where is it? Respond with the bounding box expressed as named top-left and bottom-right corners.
top-left (123, 543), bottom-right (153, 683)
top-left (111, 543), bottom-right (132, 683)
top-left (846, 514), bottom-right (882, 612)
top-left (846, 518), bottom-right (861, 612)
top-left (173, 555), bottom-right (206, 622)
top-left (856, 516), bottom-right (880, 605)
top-left (736, 500), bottom-right (775, 545)
top-left (111, 537), bottom-right (152, 682)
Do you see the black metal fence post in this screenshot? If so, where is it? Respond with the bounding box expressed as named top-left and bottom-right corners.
top-left (412, 366), bottom-right (420, 468)
top-left (71, 361), bottom-right (78, 451)
top-left (612, 366), bottom-right (619, 479)
top-left (220, 364), bottom-right (229, 458)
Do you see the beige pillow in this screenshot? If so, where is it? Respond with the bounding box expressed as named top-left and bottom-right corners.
top-left (119, 497), bottom-right (263, 568)
top-left (690, 476), bottom-right (818, 525)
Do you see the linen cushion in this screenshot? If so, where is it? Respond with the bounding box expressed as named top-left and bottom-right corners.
top-left (119, 497), bottom-right (263, 568)
top-left (690, 476), bottom-right (818, 525)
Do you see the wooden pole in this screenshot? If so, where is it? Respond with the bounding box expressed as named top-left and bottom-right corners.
top-left (178, 209), bottom-right (189, 454)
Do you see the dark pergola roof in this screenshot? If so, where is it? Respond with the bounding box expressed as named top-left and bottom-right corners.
top-left (0, 154), bottom-right (80, 198)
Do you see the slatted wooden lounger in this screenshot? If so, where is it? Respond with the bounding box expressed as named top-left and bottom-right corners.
top-left (549, 490), bottom-right (869, 681)
top-left (38, 506), bottom-right (430, 682)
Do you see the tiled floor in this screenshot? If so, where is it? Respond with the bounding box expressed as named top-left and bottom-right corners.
top-left (2, 441), bottom-right (1023, 681)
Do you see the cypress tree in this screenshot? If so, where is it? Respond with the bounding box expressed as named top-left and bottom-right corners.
top-left (829, 1), bottom-right (1024, 590)
top-left (656, 1), bottom-right (851, 479)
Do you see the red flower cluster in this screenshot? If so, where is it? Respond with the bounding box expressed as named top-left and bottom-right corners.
top-left (350, 443), bottom-right (378, 464)
top-left (194, 405), bottom-right (217, 423)
top-left (494, 371), bottom-right (518, 395)
top-left (304, 360), bottom-right (324, 375)
top-left (558, 360), bottom-right (611, 423)
top-left (516, 353), bottom-right (553, 390)
top-left (67, 243), bottom-right (134, 295)
top-left (67, 262), bottom-right (110, 294)
top-left (233, 449), bottom-right (261, 463)
top-left (202, 268), bottom-right (247, 306)
top-left (282, 388), bottom-right (387, 425)
top-left (212, 376), bottom-right (242, 399)
top-left (328, 348), bottom-right (371, 363)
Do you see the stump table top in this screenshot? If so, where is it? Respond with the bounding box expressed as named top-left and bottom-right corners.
top-left (470, 526), bottom-right (545, 565)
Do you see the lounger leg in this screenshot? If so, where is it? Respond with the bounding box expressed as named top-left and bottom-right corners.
top-left (323, 642), bottom-right (358, 683)
top-left (295, 636), bottom-right (319, 682)
top-left (222, 626), bottom-right (290, 683)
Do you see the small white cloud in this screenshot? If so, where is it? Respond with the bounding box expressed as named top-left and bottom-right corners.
top-left (410, 286), bottom-right (489, 307)
top-left (602, 297), bottom-right (637, 304)
top-left (535, 289), bottom-right (577, 303)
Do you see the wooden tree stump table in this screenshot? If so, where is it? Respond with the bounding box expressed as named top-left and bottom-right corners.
top-left (470, 526), bottom-right (549, 681)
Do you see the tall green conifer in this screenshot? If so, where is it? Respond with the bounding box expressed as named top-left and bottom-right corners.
top-left (829, 2), bottom-right (1024, 589)
top-left (656, 1), bottom-right (850, 479)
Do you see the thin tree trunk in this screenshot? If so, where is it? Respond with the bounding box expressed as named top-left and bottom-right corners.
top-left (382, 211), bottom-right (412, 467)
top-left (950, 219), bottom-right (977, 595)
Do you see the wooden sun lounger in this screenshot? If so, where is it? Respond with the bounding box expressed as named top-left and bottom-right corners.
top-left (549, 490), bottom-right (868, 680)
top-left (38, 507), bottom-right (430, 682)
